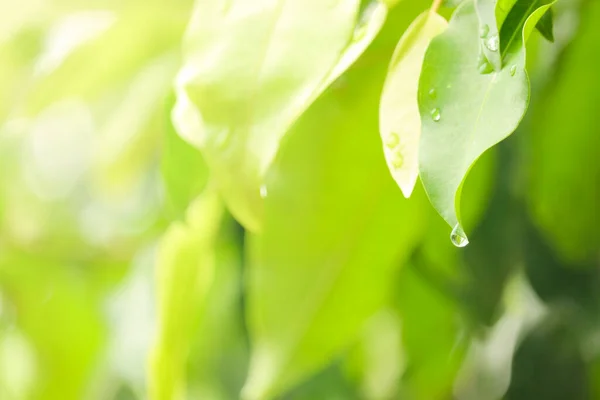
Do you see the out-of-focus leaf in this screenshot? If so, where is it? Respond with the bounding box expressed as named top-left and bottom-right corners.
top-left (174, 0), bottom-right (372, 232)
top-left (242, 5), bottom-right (429, 397)
top-left (395, 264), bottom-right (466, 400)
top-left (454, 274), bottom-right (546, 400)
top-left (24, 5), bottom-right (187, 115)
top-left (0, 253), bottom-right (105, 400)
top-left (535, 6), bottom-right (554, 41)
top-left (94, 54), bottom-right (178, 195)
top-left (161, 93), bottom-right (209, 219)
top-left (379, 11), bottom-right (447, 197)
top-left (417, 0), bottom-right (549, 240)
top-left (528, 0), bottom-right (600, 264)
top-left (186, 218), bottom-right (249, 399)
top-left (149, 189), bottom-right (223, 400)
top-left (505, 317), bottom-right (590, 400)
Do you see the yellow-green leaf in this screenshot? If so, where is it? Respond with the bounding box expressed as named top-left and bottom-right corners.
top-left (379, 11), bottom-right (447, 197)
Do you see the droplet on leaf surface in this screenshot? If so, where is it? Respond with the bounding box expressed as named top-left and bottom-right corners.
top-left (430, 108), bottom-right (441, 122)
top-left (484, 34), bottom-right (499, 52)
top-left (510, 65), bottom-right (517, 76)
top-left (479, 24), bottom-right (489, 38)
top-left (385, 132), bottom-right (400, 148)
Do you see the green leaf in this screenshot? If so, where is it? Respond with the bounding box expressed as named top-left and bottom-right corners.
top-left (175, 0), bottom-right (386, 232)
top-left (499, 0), bottom-right (554, 60)
top-left (528, 0), bottom-right (600, 264)
top-left (535, 6), bottom-right (554, 42)
top-left (242, 5), bottom-right (430, 397)
top-left (417, 0), bottom-right (550, 239)
top-left (161, 93), bottom-right (209, 219)
top-left (379, 11), bottom-right (447, 197)
top-left (149, 189), bottom-right (223, 400)
top-left (496, 0), bottom-right (518, 27)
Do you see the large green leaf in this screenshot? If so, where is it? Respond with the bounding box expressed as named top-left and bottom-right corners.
top-left (417, 0), bottom-right (550, 242)
top-left (242, 4), bottom-right (429, 398)
top-left (379, 11), bottom-right (447, 197)
top-left (149, 189), bottom-right (223, 400)
top-left (527, 0), bottom-right (600, 264)
top-left (174, 0), bottom-right (387, 232)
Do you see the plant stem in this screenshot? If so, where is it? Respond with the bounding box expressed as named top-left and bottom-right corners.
top-left (430, 0), bottom-right (443, 15)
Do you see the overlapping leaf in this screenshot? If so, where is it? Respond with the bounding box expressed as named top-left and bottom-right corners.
top-left (174, 0), bottom-right (391, 232)
top-left (379, 11), bottom-right (447, 197)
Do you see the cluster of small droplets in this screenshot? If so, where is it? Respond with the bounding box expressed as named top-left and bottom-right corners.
top-left (429, 87), bottom-right (441, 122)
top-left (385, 132), bottom-right (404, 169)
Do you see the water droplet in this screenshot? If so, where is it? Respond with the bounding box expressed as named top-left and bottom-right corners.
top-left (385, 132), bottom-right (400, 148)
top-left (479, 24), bottom-right (489, 38)
top-left (478, 57), bottom-right (494, 75)
top-left (510, 65), bottom-right (517, 76)
top-left (390, 151), bottom-right (404, 168)
top-left (428, 88), bottom-right (437, 99)
top-left (450, 224), bottom-right (469, 248)
top-left (484, 34), bottom-right (499, 52)
top-left (260, 185), bottom-right (268, 198)
top-left (430, 108), bottom-right (441, 122)
top-left (353, 25), bottom-right (367, 41)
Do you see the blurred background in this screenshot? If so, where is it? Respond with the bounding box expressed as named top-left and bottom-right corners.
top-left (0, 0), bottom-right (599, 399)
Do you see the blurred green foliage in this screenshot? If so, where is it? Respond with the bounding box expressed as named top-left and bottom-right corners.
top-left (0, 0), bottom-right (599, 399)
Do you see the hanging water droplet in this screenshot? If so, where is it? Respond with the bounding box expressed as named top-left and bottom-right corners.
top-left (385, 132), bottom-right (400, 148)
top-left (479, 24), bottom-right (489, 38)
top-left (428, 88), bottom-right (437, 99)
top-left (430, 108), bottom-right (441, 122)
top-left (510, 65), bottom-right (517, 76)
top-left (390, 151), bottom-right (404, 169)
top-left (450, 224), bottom-right (469, 248)
top-left (260, 185), bottom-right (268, 198)
top-left (484, 34), bottom-right (499, 52)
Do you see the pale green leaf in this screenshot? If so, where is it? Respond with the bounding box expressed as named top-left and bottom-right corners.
top-left (242, 6), bottom-right (429, 397)
top-left (162, 92), bottom-right (209, 219)
top-left (417, 0), bottom-right (550, 239)
top-left (175, 0), bottom-right (369, 232)
top-left (379, 11), bottom-right (447, 197)
top-left (149, 189), bottom-right (223, 400)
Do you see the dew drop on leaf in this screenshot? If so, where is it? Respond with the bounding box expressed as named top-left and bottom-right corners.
top-left (430, 108), bottom-right (441, 122)
top-left (479, 24), bottom-right (489, 38)
top-left (391, 151), bottom-right (404, 168)
top-left (478, 57), bottom-right (494, 74)
top-left (428, 88), bottom-right (437, 99)
top-left (484, 34), bottom-right (499, 52)
top-left (510, 65), bottom-right (517, 76)
top-left (450, 224), bottom-right (469, 247)
top-left (385, 132), bottom-right (400, 148)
